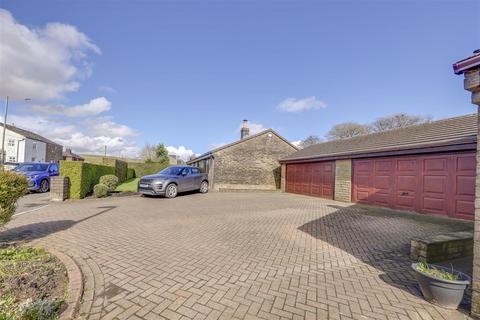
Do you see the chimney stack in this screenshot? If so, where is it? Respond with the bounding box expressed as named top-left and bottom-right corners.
top-left (241, 119), bottom-right (249, 139)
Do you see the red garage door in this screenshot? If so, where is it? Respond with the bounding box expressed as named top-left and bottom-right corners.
top-left (286, 162), bottom-right (334, 199)
top-left (353, 152), bottom-right (475, 220)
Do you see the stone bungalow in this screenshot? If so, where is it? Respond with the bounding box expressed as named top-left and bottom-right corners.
top-left (280, 114), bottom-right (477, 221)
top-left (188, 120), bottom-right (298, 191)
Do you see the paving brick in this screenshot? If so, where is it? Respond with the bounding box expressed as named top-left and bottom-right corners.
top-left (3, 192), bottom-right (473, 319)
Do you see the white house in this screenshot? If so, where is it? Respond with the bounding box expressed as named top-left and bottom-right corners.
top-left (0, 123), bottom-right (63, 163)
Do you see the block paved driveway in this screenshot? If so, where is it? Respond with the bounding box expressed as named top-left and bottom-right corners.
top-left (1, 192), bottom-right (474, 320)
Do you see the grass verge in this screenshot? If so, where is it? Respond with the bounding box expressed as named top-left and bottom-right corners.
top-left (115, 178), bottom-right (139, 192)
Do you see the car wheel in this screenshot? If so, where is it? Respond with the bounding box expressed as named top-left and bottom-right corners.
top-left (165, 184), bottom-right (178, 198)
top-left (39, 179), bottom-right (49, 193)
top-left (199, 181), bottom-right (209, 193)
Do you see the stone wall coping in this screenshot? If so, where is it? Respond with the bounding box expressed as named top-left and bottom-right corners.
top-left (412, 231), bottom-right (473, 244)
top-left (46, 247), bottom-right (84, 320)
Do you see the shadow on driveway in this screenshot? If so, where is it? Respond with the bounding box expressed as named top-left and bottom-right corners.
top-left (298, 203), bottom-right (473, 312)
top-left (0, 206), bottom-right (117, 243)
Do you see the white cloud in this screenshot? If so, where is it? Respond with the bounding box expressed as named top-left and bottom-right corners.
top-left (84, 117), bottom-right (139, 137)
top-left (166, 146), bottom-right (196, 161)
top-left (249, 122), bottom-right (267, 134)
top-left (237, 122), bottom-right (266, 135)
top-left (55, 132), bottom-right (140, 158)
top-left (0, 9), bottom-right (100, 101)
top-left (277, 96), bottom-right (326, 112)
top-left (98, 85), bottom-right (116, 93)
top-left (2, 113), bottom-right (141, 158)
top-left (291, 140), bottom-right (302, 148)
top-left (25, 97), bottom-right (111, 117)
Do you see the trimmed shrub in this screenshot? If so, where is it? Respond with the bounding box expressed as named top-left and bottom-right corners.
top-left (127, 168), bottom-right (135, 180)
top-left (93, 184), bottom-right (108, 198)
top-left (127, 161), bottom-right (169, 178)
top-left (115, 160), bottom-right (128, 183)
top-left (99, 175), bottom-right (119, 192)
top-left (0, 171), bottom-right (29, 227)
top-left (60, 161), bottom-right (115, 199)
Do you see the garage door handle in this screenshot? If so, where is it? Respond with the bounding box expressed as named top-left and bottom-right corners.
top-left (401, 192), bottom-right (409, 196)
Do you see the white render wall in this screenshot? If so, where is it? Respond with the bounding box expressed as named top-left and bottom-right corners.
top-left (24, 138), bottom-right (46, 162)
top-left (0, 128), bottom-right (47, 162)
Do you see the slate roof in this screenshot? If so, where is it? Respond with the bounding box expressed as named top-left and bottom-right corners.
top-left (281, 114), bottom-right (477, 162)
top-left (63, 148), bottom-right (84, 160)
top-left (188, 129), bottom-right (298, 164)
top-left (1, 122), bottom-right (61, 146)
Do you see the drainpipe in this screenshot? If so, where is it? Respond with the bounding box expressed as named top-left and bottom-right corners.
top-left (453, 49), bottom-right (480, 318)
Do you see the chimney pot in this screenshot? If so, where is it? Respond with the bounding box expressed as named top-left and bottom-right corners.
top-left (241, 120), bottom-right (250, 139)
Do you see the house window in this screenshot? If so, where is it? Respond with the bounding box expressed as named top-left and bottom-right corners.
top-left (31, 157), bottom-right (36, 162)
top-left (32, 142), bottom-right (37, 150)
top-left (8, 156), bottom-right (15, 162)
top-left (7, 139), bottom-right (14, 147)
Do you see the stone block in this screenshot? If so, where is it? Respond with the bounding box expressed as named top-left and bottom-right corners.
top-left (50, 176), bottom-right (70, 201)
top-left (410, 231), bottom-right (473, 263)
top-left (334, 159), bottom-right (352, 202)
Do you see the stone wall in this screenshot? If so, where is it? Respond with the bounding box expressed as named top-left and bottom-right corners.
top-left (46, 143), bottom-right (63, 162)
top-left (334, 159), bottom-right (352, 202)
top-left (280, 163), bottom-right (286, 192)
top-left (461, 65), bottom-right (480, 317)
top-left (50, 176), bottom-right (69, 201)
top-left (212, 131), bottom-right (297, 191)
top-left (473, 107), bottom-right (480, 317)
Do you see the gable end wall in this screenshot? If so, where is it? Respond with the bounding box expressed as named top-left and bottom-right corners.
top-left (213, 132), bottom-right (297, 191)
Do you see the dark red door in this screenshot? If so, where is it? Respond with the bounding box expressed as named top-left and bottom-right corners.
top-left (352, 153), bottom-right (475, 220)
top-left (286, 162), bottom-right (334, 199)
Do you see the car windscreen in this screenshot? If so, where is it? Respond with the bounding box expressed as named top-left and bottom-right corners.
top-left (159, 167), bottom-right (183, 175)
top-left (14, 164), bottom-right (49, 172)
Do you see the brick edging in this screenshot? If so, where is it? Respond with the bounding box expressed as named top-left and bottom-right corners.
top-left (47, 248), bottom-right (84, 320)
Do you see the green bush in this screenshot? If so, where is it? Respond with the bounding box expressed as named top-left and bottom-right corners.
top-left (60, 161), bottom-right (115, 199)
top-left (127, 168), bottom-right (135, 180)
top-left (127, 161), bottom-right (169, 178)
top-left (17, 298), bottom-right (64, 320)
top-left (0, 171), bottom-right (29, 227)
top-left (99, 175), bottom-right (119, 192)
top-left (93, 184), bottom-right (108, 198)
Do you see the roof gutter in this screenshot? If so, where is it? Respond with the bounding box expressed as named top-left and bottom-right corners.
top-left (453, 50), bottom-right (480, 74)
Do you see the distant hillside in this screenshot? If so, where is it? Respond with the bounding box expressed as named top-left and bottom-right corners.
top-left (80, 154), bottom-right (144, 164)
top-left (80, 154), bottom-right (181, 165)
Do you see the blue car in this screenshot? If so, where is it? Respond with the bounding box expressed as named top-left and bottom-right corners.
top-left (14, 162), bottom-right (60, 193)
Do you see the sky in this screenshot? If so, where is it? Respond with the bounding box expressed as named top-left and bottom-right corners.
top-left (0, 0), bottom-right (479, 160)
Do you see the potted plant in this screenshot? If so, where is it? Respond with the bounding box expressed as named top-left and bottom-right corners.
top-left (411, 262), bottom-right (471, 309)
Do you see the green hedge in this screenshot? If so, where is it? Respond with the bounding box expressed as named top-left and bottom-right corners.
top-left (127, 161), bottom-right (169, 178)
top-left (60, 161), bottom-right (115, 199)
top-left (127, 168), bottom-right (136, 180)
top-left (83, 156), bottom-right (128, 182)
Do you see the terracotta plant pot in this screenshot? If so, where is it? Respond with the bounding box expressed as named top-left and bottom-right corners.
top-left (411, 262), bottom-right (471, 309)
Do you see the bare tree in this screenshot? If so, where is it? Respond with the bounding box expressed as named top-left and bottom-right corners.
top-left (300, 135), bottom-right (322, 148)
top-left (370, 113), bottom-right (431, 133)
top-left (326, 122), bottom-right (370, 140)
top-left (139, 143), bottom-right (157, 162)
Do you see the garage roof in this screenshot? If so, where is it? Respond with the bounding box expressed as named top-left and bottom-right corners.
top-left (281, 114), bottom-right (477, 163)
